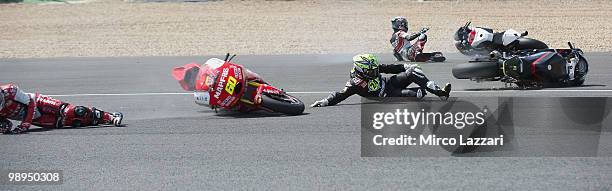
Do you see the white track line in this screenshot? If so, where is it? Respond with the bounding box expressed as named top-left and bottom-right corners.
top-left (48, 92), bottom-right (331, 97)
top-left (48, 92), bottom-right (190, 97)
top-left (46, 89), bottom-right (612, 97)
top-left (458, 90), bottom-right (612, 92)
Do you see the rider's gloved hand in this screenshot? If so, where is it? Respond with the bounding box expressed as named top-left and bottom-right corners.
top-left (11, 122), bottom-right (30, 134)
top-left (419, 27), bottom-right (430, 34)
top-left (403, 63), bottom-right (421, 73)
top-left (0, 119), bottom-right (13, 134)
top-left (310, 99), bottom-right (329, 107)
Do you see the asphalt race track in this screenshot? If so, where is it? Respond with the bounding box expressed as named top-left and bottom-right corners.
top-left (1, 53), bottom-right (612, 190)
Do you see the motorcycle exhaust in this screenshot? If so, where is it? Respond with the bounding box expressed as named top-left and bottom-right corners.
top-left (489, 51), bottom-right (502, 59)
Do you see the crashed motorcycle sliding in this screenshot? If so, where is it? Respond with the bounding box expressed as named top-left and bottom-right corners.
top-left (172, 54), bottom-right (305, 115)
top-left (454, 21), bottom-right (549, 59)
top-left (452, 42), bottom-right (588, 88)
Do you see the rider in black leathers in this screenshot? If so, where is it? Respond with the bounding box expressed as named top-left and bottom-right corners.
top-left (311, 54), bottom-right (451, 107)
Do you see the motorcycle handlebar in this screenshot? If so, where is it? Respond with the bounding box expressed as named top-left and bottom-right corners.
top-left (223, 53), bottom-right (237, 62)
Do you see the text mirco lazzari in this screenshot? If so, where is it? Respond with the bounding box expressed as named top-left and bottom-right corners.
top-left (370, 109), bottom-right (504, 146)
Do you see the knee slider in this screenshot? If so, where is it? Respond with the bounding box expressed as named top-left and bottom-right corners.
top-left (72, 106), bottom-right (91, 127)
top-left (61, 105), bottom-right (91, 127)
top-left (73, 106), bottom-right (90, 118)
top-left (91, 107), bottom-right (103, 125)
top-left (426, 81), bottom-right (439, 90)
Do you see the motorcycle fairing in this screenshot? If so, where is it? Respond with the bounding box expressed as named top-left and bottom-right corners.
top-left (503, 56), bottom-right (528, 80)
top-left (502, 29), bottom-right (521, 46)
top-left (257, 84), bottom-right (283, 97)
top-left (470, 27), bottom-right (494, 47)
top-left (194, 91), bottom-right (211, 107)
top-left (208, 62), bottom-right (245, 108)
top-left (504, 52), bottom-right (567, 82)
top-left (530, 52), bottom-right (566, 82)
top-left (172, 63), bottom-right (201, 91)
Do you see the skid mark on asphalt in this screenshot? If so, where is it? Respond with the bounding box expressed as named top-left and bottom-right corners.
top-left (47, 90), bottom-right (612, 97)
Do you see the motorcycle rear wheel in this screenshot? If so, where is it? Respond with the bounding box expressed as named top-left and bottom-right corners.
top-left (452, 61), bottom-right (500, 79)
top-left (261, 93), bottom-right (305, 115)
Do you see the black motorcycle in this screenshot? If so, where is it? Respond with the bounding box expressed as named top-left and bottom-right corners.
top-left (452, 42), bottom-right (588, 88)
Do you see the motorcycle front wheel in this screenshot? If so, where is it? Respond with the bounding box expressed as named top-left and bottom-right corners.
top-left (261, 93), bottom-right (305, 115)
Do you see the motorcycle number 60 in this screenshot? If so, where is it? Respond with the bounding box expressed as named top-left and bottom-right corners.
top-left (225, 76), bottom-right (237, 95)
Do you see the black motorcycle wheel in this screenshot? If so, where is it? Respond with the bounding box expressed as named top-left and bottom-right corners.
top-left (569, 58), bottom-right (589, 86)
top-left (452, 61), bottom-right (501, 79)
top-left (261, 93), bottom-right (305, 115)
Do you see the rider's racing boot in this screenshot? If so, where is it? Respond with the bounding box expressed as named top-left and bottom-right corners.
top-left (438, 83), bottom-right (452, 101)
top-left (425, 81), bottom-right (451, 100)
top-left (91, 107), bottom-right (123, 127)
top-left (111, 112), bottom-right (123, 127)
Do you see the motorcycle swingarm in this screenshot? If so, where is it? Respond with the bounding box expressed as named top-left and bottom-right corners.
top-left (240, 81), bottom-right (284, 106)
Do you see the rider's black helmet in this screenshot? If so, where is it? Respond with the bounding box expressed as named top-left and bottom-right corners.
top-left (391, 16), bottom-right (408, 31)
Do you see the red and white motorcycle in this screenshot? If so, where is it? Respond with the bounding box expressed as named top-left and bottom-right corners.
top-left (172, 54), bottom-right (305, 115)
top-left (454, 21), bottom-right (549, 58)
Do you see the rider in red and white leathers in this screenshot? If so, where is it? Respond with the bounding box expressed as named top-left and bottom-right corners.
top-left (390, 16), bottom-right (430, 62)
top-left (0, 84), bottom-right (123, 134)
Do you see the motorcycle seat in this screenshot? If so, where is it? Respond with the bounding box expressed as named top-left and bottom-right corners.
top-left (493, 32), bottom-right (504, 45)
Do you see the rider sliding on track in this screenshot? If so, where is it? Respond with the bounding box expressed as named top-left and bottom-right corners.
top-left (310, 54), bottom-right (452, 107)
top-left (390, 16), bottom-right (442, 62)
top-left (0, 83), bottom-right (123, 134)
